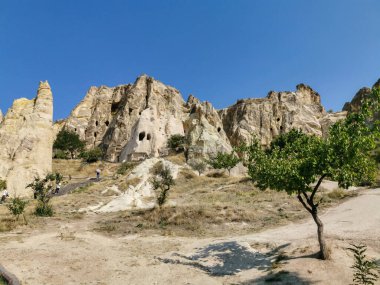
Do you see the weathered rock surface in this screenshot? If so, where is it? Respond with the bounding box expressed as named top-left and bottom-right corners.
top-left (58, 76), bottom-right (348, 162)
top-left (0, 82), bottom-right (53, 196)
top-left (219, 84), bottom-right (340, 147)
top-left (343, 79), bottom-right (380, 113)
top-left (60, 75), bottom-right (231, 162)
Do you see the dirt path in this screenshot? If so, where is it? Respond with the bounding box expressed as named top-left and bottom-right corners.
top-left (0, 189), bottom-right (379, 285)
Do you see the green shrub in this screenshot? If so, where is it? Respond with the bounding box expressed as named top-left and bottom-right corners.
top-left (167, 134), bottom-right (187, 151)
top-left (35, 203), bottom-right (53, 217)
top-left (207, 151), bottom-right (240, 176)
top-left (348, 244), bottom-right (379, 285)
top-left (54, 149), bottom-right (68, 159)
top-left (7, 197), bottom-right (28, 222)
top-left (151, 166), bottom-right (175, 208)
top-left (80, 147), bottom-right (103, 163)
top-left (0, 179), bottom-right (6, 190)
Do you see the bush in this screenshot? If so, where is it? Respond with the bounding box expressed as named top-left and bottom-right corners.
top-left (54, 149), bottom-right (68, 159)
top-left (80, 147), bottom-right (103, 163)
top-left (117, 162), bottom-right (133, 175)
top-left (7, 197), bottom-right (28, 222)
top-left (348, 244), bottom-right (379, 285)
top-left (188, 159), bottom-right (207, 175)
top-left (35, 203), bottom-right (53, 217)
top-left (167, 134), bottom-right (187, 151)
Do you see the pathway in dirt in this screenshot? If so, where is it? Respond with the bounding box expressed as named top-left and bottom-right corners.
top-left (0, 189), bottom-right (379, 285)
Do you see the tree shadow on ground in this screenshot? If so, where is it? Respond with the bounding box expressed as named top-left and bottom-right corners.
top-left (158, 241), bottom-right (290, 276)
top-left (237, 270), bottom-right (316, 285)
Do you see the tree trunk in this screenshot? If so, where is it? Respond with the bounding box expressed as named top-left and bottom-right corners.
top-left (311, 209), bottom-right (329, 260)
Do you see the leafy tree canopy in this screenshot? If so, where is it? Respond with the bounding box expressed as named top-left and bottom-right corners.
top-left (53, 129), bottom-right (85, 159)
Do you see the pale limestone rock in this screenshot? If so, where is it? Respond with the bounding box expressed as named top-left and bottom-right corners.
top-left (0, 109), bottom-right (3, 124)
top-left (0, 81), bottom-right (53, 196)
top-left (219, 84), bottom-right (337, 147)
top-left (184, 95), bottom-right (232, 159)
top-left (319, 111), bottom-right (347, 137)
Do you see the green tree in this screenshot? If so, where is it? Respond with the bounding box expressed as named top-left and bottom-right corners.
top-left (7, 197), bottom-right (28, 223)
top-left (207, 151), bottom-right (240, 176)
top-left (243, 89), bottom-right (379, 260)
top-left (27, 173), bottom-right (60, 216)
top-left (167, 134), bottom-right (187, 151)
top-left (151, 166), bottom-right (175, 208)
top-left (53, 129), bottom-right (85, 159)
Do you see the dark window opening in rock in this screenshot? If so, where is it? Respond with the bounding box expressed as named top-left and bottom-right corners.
top-left (190, 106), bottom-right (196, 114)
top-left (217, 127), bottom-right (221, 132)
top-left (105, 121), bottom-right (109, 126)
top-left (280, 126), bottom-right (283, 130)
top-left (111, 102), bottom-right (120, 113)
top-left (95, 121), bottom-right (99, 126)
top-left (94, 132), bottom-right (97, 138)
top-left (139, 132), bottom-right (145, 141)
top-left (147, 133), bottom-right (151, 140)
top-left (139, 111), bottom-right (142, 115)
top-left (277, 118), bottom-right (280, 122)
top-left (270, 128), bottom-right (273, 131)
top-left (74, 128), bottom-right (77, 132)
top-left (129, 108), bottom-right (133, 115)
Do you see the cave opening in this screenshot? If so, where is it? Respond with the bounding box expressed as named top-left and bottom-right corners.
top-left (147, 133), bottom-right (151, 140)
top-left (139, 132), bottom-right (146, 141)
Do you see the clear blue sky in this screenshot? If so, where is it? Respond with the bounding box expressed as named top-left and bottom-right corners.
top-left (1, 0), bottom-right (379, 120)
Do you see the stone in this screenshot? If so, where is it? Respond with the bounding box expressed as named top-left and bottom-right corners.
top-left (343, 78), bottom-right (380, 113)
top-left (0, 81), bottom-right (53, 196)
top-left (219, 84), bottom-right (332, 147)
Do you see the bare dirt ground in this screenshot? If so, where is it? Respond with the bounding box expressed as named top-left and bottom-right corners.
top-left (0, 188), bottom-right (378, 284)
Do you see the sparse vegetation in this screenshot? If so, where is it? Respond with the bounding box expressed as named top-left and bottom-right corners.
top-left (0, 179), bottom-right (6, 191)
top-left (188, 159), bottom-right (207, 175)
top-left (207, 151), bottom-right (240, 176)
top-left (53, 129), bottom-right (85, 159)
top-left (348, 244), bottom-right (379, 285)
top-left (117, 162), bottom-right (133, 175)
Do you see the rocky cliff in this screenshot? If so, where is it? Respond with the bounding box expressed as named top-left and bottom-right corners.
top-left (61, 75), bottom-right (231, 162)
top-left (219, 84), bottom-right (346, 147)
top-left (0, 81), bottom-right (53, 196)
top-left (343, 79), bottom-right (380, 113)
top-left (57, 76), bottom-right (347, 162)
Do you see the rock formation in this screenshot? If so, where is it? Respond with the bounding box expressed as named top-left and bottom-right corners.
top-left (219, 84), bottom-right (344, 147)
top-left (343, 79), bottom-right (380, 113)
top-left (0, 81), bottom-right (53, 196)
top-left (60, 75), bottom-right (231, 162)
top-left (57, 76), bottom-right (348, 162)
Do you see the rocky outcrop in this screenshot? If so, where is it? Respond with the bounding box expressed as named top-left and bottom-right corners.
top-left (0, 109), bottom-right (3, 124)
top-left (343, 79), bottom-right (380, 113)
top-left (0, 81), bottom-right (53, 196)
top-left (58, 76), bottom-right (348, 162)
top-left (61, 75), bottom-right (232, 162)
top-left (219, 84), bottom-right (335, 147)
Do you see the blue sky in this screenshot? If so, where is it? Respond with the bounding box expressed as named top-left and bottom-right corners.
top-left (1, 0), bottom-right (379, 120)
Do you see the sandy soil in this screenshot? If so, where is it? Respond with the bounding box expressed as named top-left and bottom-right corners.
top-left (0, 189), bottom-right (379, 285)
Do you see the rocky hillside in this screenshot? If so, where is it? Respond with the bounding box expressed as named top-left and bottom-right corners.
top-left (0, 81), bottom-right (53, 196)
top-left (343, 79), bottom-right (380, 113)
top-left (57, 75), bottom-right (347, 162)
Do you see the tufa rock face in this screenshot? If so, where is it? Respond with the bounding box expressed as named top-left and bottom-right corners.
top-left (0, 81), bottom-right (53, 196)
top-left (219, 84), bottom-right (335, 147)
top-left (57, 76), bottom-right (346, 162)
top-left (61, 75), bottom-right (231, 162)
top-left (343, 79), bottom-right (380, 113)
